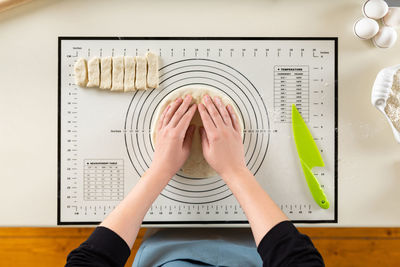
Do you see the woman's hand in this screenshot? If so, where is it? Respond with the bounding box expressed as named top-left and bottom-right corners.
top-left (198, 95), bottom-right (247, 180)
top-left (150, 95), bottom-right (197, 179)
top-left (99, 95), bottom-right (196, 249)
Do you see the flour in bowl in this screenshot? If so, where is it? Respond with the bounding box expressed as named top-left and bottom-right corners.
top-left (384, 69), bottom-right (400, 132)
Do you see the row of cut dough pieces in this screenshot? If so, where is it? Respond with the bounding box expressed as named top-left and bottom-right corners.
top-left (74, 52), bottom-right (159, 91)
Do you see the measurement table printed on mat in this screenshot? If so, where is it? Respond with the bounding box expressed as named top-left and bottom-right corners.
top-left (83, 159), bottom-right (124, 201)
top-left (58, 37), bottom-right (338, 225)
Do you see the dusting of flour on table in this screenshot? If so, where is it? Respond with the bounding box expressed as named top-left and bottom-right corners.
top-left (385, 69), bottom-right (400, 132)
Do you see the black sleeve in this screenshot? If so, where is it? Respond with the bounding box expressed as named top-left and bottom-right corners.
top-left (65, 226), bottom-right (131, 267)
top-left (257, 221), bottom-right (324, 267)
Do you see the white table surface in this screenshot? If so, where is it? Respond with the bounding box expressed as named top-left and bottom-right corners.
top-left (0, 0), bottom-right (399, 227)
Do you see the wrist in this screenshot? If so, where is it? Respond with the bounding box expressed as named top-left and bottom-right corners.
top-left (220, 165), bottom-right (251, 184)
top-left (146, 165), bottom-right (174, 182)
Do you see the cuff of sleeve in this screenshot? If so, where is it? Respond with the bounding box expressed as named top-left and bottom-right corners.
top-left (86, 226), bottom-right (131, 266)
top-left (257, 220), bottom-right (298, 255)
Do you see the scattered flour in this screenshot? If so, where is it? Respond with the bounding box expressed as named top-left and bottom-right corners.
top-left (384, 69), bottom-right (400, 132)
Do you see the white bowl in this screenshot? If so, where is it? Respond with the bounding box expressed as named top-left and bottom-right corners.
top-left (382, 7), bottom-right (400, 28)
top-left (354, 17), bottom-right (379, 39)
top-left (363, 0), bottom-right (389, 20)
top-left (372, 26), bottom-right (398, 48)
top-left (371, 64), bottom-right (400, 143)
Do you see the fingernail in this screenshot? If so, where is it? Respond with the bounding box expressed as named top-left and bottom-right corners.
top-left (204, 95), bottom-right (210, 102)
top-left (185, 95), bottom-right (191, 100)
top-left (176, 98), bottom-right (182, 103)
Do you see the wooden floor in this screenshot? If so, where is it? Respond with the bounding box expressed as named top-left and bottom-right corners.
top-left (1, 227), bottom-right (400, 266)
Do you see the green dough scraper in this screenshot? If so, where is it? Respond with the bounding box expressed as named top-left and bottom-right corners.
top-left (292, 104), bottom-right (329, 209)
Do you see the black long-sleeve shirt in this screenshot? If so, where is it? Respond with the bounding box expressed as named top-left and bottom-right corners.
top-left (66, 221), bottom-right (324, 267)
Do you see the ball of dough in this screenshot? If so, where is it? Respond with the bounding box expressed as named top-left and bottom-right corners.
top-left (353, 18), bottom-right (379, 39)
top-left (373, 26), bottom-right (398, 48)
top-left (363, 0), bottom-right (388, 20)
top-left (151, 87), bottom-right (244, 178)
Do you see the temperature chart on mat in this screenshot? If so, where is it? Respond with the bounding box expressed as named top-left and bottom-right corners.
top-left (58, 37), bottom-right (337, 225)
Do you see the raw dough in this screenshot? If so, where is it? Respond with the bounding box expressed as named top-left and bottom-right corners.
top-left (74, 58), bottom-right (88, 87)
top-left (135, 56), bottom-right (147, 90)
top-left (111, 56), bottom-right (124, 91)
top-left (146, 52), bottom-right (159, 89)
top-left (151, 87), bottom-right (244, 178)
top-left (86, 57), bottom-right (100, 88)
top-left (124, 56), bottom-right (136, 91)
top-left (100, 57), bottom-right (112, 90)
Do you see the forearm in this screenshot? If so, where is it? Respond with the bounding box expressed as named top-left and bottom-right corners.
top-left (100, 167), bottom-right (170, 248)
top-left (224, 168), bottom-right (288, 246)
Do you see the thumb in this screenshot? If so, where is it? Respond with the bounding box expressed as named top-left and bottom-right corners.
top-left (199, 126), bottom-right (209, 151)
top-left (183, 124), bottom-right (196, 151)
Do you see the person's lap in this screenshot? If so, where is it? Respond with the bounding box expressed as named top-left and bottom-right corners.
top-left (133, 228), bottom-right (263, 267)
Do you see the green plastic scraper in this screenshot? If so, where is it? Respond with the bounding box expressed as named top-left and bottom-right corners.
top-left (292, 104), bottom-right (329, 209)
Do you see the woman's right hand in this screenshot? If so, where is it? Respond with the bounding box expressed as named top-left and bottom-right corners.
top-left (198, 95), bottom-right (247, 180)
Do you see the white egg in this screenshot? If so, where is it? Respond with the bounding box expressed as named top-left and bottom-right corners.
top-left (354, 18), bottom-right (379, 39)
top-left (383, 7), bottom-right (400, 27)
top-left (373, 26), bottom-right (398, 48)
top-left (363, 0), bottom-right (389, 20)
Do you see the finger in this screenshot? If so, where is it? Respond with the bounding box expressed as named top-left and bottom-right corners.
top-left (199, 126), bottom-right (209, 150)
top-left (170, 95), bottom-right (193, 127)
top-left (198, 103), bottom-right (216, 131)
top-left (214, 96), bottom-right (232, 127)
top-left (158, 105), bottom-right (170, 130)
top-left (227, 104), bottom-right (241, 132)
top-left (183, 124), bottom-right (196, 151)
top-left (203, 95), bottom-right (224, 127)
top-left (163, 97), bottom-right (183, 127)
top-left (176, 103), bottom-right (197, 133)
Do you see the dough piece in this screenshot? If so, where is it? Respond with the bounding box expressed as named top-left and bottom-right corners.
top-left (74, 58), bottom-right (88, 87)
top-left (124, 56), bottom-right (136, 92)
top-left (100, 57), bottom-right (112, 90)
top-left (86, 57), bottom-right (100, 88)
top-left (146, 52), bottom-right (159, 89)
top-left (151, 87), bottom-right (243, 178)
top-left (135, 56), bottom-right (147, 90)
top-left (111, 56), bottom-right (124, 91)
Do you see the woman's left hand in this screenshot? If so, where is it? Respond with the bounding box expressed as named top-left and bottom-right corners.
top-left (150, 95), bottom-right (197, 179)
